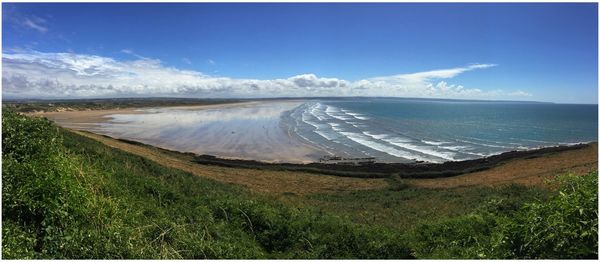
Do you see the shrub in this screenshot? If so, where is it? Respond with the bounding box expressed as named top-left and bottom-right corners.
top-left (492, 173), bottom-right (598, 259)
top-left (387, 174), bottom-right (411, 191)
top-left (411, 214), bottom-right (497, 258)
top-left (410, 172), bottom-right (598, 259)
top-left (2, 110), bottom-right (92, 258)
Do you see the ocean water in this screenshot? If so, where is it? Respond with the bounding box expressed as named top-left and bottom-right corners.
top-left (282, 98), bottom-right (598, 163)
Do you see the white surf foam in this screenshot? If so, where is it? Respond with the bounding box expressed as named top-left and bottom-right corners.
top-left (363, 131), bottom-right (389, 140)
top-left (439, 145), bottom-right (471, 151)
top-left (328, 122), bottom-right (344, 132)
top-left (309, 107), bottom-right (325, 121)
top-left (324, 105), bottom-right (357, 121)
top-left (315, 130), bottom-right (337, 141)
top-left (325, 105), bottom-right (339, 114)
top-left (384, 138), bottom-right (456, 161)
top-left (343, 110), bottom-right (370, 120)
top-left (330, 114), bottom-right (354, 121)
top-left (455, 139), bottom-right (513, 149)
top-left (421, 140), bottom-right (449, 146)
top-left (301, 113), bottom-right (326, 131)
top-left (339, 131), bottom-right (439, 162)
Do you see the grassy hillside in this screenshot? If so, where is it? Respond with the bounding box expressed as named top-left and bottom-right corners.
top-left (2, 110), bottom-right (598, 259)
top-left (1, 110), bottom-right (413, 259)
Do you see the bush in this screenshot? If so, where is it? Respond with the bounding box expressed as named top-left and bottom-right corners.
top-left (410, 172), bottom-right (598, 259)
top-left (387, 174), bottom-right (411, 191)
top-left (492, 173), bottom-right (598, 259)
top-left (411, 214), bottom-right (497, 258)
top-left (2, 110), bottom-right (92, 258)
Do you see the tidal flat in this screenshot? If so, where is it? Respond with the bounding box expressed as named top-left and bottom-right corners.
top-left (40, 101), bottom-right (326, 163)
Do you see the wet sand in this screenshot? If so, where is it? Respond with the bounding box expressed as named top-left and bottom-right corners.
top-left (36, 101), bottom-right (326, 163)
top-left (33, 101), bottom-right (599, 174)
top-left (31, 101), bottom-right (262, 128)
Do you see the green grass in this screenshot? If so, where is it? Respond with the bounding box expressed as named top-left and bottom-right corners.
top-left (2, 98), bottom-right (244, 112)
top-left (2, 110), bottom-right (597, 259)
top-left (303, 183), bottom-right (549, 231)
top-left (1, 110), bottom-right (412, 259)
top-left (409, 173), bottom-right (598, 259)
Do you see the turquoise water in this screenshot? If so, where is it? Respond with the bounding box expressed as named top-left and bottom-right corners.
top-left (284, 98), bottom-right (598, 163)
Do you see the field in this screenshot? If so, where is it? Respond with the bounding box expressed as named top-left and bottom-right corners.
top-left (2, 109), bottom-right (598, 259)
top-left (2, 98), bottom-right (248, 113)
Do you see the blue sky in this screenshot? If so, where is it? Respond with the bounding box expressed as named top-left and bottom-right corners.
top-left (2, 3), bottom-right (598, 103)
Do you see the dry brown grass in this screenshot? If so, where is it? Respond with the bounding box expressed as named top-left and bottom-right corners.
top-left (70, 129), bottom-right (597, 194)
top-left (409, 143), bottom-right (598, 189)
top-left (71, 130), bottom-right (387, 195)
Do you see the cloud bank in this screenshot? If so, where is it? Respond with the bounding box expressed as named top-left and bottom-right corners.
top-left (2, 50), bottom-right (531, 100)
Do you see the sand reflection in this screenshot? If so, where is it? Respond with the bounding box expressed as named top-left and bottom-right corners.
top-left (90, 101), bottom-right (321, 163)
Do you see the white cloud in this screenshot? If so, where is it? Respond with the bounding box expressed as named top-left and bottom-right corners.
top-left (121, 49), bottom-right (148, 60)
top-left (21, 16), bottom-right (48, 33)
top-left (4, 7), bottom-right (49, 34)
top-left (288, 74), bottom-right (348, 89)
top-left (2, 50), bottom-right (529, 100)
top-left (508, 90), bottom-right (532, 97)
top-left (182, 58), bottom-right (192, 65)
top-left (207, 59), bottom-right (216, 65)
top-left (371, 64), bottom-right (496, 83)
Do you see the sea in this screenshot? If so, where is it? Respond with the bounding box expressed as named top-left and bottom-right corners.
top-left (282, 98), bottom-right (598, 163)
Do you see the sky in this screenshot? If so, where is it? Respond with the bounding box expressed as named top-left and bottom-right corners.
top-left (2, 3), bottom-right (598, 103)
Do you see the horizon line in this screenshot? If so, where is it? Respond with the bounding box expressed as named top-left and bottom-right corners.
top-left (4, 95), bottom-right (598, 105)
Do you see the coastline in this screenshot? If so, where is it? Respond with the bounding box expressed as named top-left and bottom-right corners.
top-left (36, 100), bottom-right (328, 163)
top-left (73, 128), bottom-right (597, 192)
top-left (34, 100), bottom-right (598, 167)
top-left (190, 142), bottom-right (597, 178)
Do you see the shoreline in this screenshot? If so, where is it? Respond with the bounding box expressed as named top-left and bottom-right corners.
top-left (66, 125), bottom-right (597, 194)
top-left (36, 100), bottom-right (328, 163)
top-left (32, 101), bottom-right (598, 167)
top-left (107, 132), bottom-right (596, 179)
top-left (191, 142), bottom-right (597, 178)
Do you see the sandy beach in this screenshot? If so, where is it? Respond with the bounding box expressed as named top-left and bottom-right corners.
top-left (31, 101), bottom-right (262, 128)
top-left (37, 100), bottom-right (326, 163)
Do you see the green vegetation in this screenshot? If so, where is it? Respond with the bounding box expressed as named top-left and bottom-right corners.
top-left (2, 98), bottom-right (244, 112)
top-left (2, 110), bottom-right (598, 259)
top-left (410, 173), bottom-right (598, 259)
top-left (304, 182), bottom-right (549, 231)
top-left (2, 110), bottom-right (412, 259)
